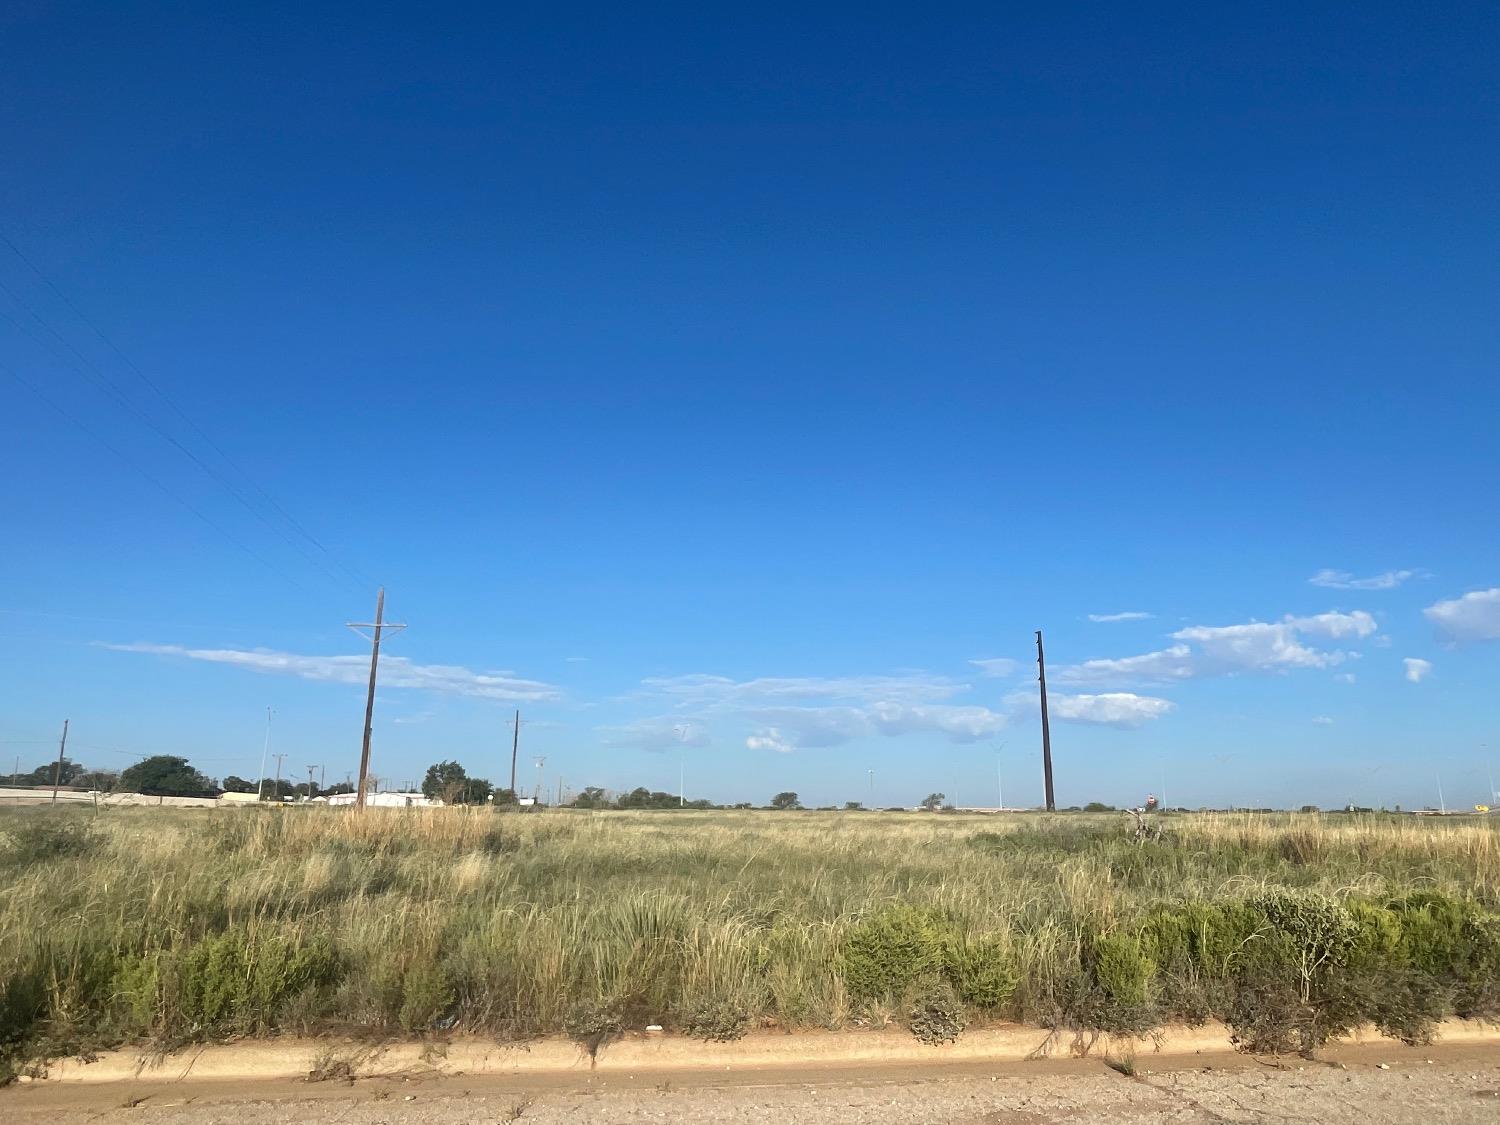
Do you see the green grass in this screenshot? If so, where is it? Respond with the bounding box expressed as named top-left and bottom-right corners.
top-left (1, 806), bottom-right (1497, 1075)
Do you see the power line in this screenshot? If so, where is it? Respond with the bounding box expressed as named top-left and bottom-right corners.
top-left (0, 228), bottom-right (372, 592)
top-left (0, 280), bottom-right (352, 591)
top-left (1, 357), bottom-right (300, 586)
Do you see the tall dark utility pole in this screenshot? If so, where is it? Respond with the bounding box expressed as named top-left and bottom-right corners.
top-left (347, 587), bottom-right (407, 811)
top-left (1036, 630), bottom-right (1056, 812)
top-left (509, 710), bottom-right (520, 797)
top-left (50, 719), bottom-right (69, 803)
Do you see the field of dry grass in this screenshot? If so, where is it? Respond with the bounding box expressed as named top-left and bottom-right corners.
top-left (2, 807), bottom-right (1497, 1076)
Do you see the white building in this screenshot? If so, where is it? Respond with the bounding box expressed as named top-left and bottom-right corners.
top-left (325, 791), bottom-right (440, 808)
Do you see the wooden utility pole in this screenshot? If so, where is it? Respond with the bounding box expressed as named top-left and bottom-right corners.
top-left (347, 587), bottom-right (406, 811)
top-left (509, 710), bottom-right (520, 797)
top-left (1036, 631), bottom-right (1056, 812)
top-left (50, 719), bottom-right (69, 802)
top-left (272, 752), bottom-right (287, 801)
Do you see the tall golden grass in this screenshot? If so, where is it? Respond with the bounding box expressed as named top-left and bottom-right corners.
top-left (0, 807), bottom-right (1496, 1069)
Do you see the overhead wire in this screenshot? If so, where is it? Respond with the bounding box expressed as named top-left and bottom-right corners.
top-left (0, 354), bottom-right (302, 587)
top-left (0, 229), bottom-right (374, 592)
top-left (0, 285), bottom-right (352, 591)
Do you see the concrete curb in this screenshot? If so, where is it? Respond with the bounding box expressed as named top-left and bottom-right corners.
top-left (33, 1019), bottom-right (1500, 1086)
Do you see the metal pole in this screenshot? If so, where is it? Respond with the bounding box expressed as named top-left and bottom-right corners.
top-left (1036, 630), bottom-right (1055, 811)
top-left (510, 710), bottom-right (520, 796)
top-left (51, 720), bottom-right (69, 802)
top-left (257, 707), bottom-right (272, 801)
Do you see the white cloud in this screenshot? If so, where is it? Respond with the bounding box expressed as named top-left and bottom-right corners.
top-left (600, 717), bottom-right (713, 752)
top-left (1057, 610), bottom-right (1378, 688)
top-left (1056, 644), bottom-right (1197, 687)
top-left (1284, 611), bottom-right (1378, 640)
top-left (1334, 672), bottom-right (1357, 684)
top-left (1311, 715), bottom-right (1334, 726)
top-left (1087, 611), bottom-right (1154, 623)
top-left (1045, 692), bottom-right (1174, 728)
top-left (1403, 657), bottom-right (1433, 684)
top-left (101, 642), bottom-right (561, 702)
top-left (1309, 569), bottom-right (1418, 591)
top-left (746, 729), bottom-right (795, 754)
top-left (1424, 588), bottom-right (1500, 643)
top-left (969, 658), bottom-right (1018, 678)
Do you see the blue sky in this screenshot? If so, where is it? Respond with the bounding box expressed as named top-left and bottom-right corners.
top-left (2, 2), bottom-right (1497, 809)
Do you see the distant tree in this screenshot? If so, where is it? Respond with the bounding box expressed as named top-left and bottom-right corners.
top-left (322, 782), bottom-right (354, 796)
top-left (492, 787), bottom-right (518, 805)
top-left (1300, 804), bottom-right (1321, 814)
top-left (572, 786), bottom-right (610, 809)
top-left (456, 777), bottom-right (494, 805)
top-left (732, 802), bottom-right (754, 810)
top-left (422, 760), bottom-right (470, 802)
top-left (843, 801), bottom-right (864, 810)
top-left (770, 791), bottom-right (802, 810)
top-left (920, 792), bottom-right (945, 811)
top-left (221, 775), bottom-right (256, 793)
top-left (1083, 802), bottom-right (1116, 812)
top-left (120, 755), bottom-right (217, 797)
top-left (259, 778), bottom-right (296, 800)
top-left (13, 757), bottom-right (87, 787)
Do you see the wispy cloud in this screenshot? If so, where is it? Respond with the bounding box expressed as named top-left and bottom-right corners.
top-left (1312, 715), bottom-right (1334, 725)
top-left (1309, 568), bottom-right (1419, 591)
top-left (599, 717), bottom-right (712, 752)
top-left (969, 658), bottom-right (1018, 678)
top-left (1334, 672), bottom-right (1357, 684)
top-left (639, 672), bottom-right (968, 706)
top-left (1057, 611), bottom-right (1378, 688)
top-left (624, 668), bottom-right (1008, 753)
top-left (1424, 588), bottom-right (1500, 643)
top-left (1087, 611), bottom-right (1154, 623)
top-left (100, 642), bottom-right (562, 702)
top-left (742, 702), bottom-right (1008, 752)
top-left (1403, 657), bottom-right (1433, 684)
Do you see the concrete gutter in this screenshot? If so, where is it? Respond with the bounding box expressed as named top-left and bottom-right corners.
top-left (30, 1020), bottom-right (1500, 1086)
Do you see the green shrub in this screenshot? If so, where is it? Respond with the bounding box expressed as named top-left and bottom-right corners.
top-left (171, 930), bottom-right (340, 1038)
top-left (840, 906), bottom-right (949, 1000)
top-left (1088, 932), bottom-right (1155, 1009)
top-left (945, 934), bottom-right (1018, 1009)
top-left (397, 961), bottom-right (455, 1033)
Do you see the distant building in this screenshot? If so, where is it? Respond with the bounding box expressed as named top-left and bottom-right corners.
top-left (325, 791), bottom-right (440, 808)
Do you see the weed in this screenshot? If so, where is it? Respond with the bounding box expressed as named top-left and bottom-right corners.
top-left (905, 977), bottom-right (966, 1045)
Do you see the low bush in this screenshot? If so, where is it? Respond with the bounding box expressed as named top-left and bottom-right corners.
top-left (679, 995), bottom-right (750, 1042)
top-left (905, 977), bottom-right (966, 1045)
